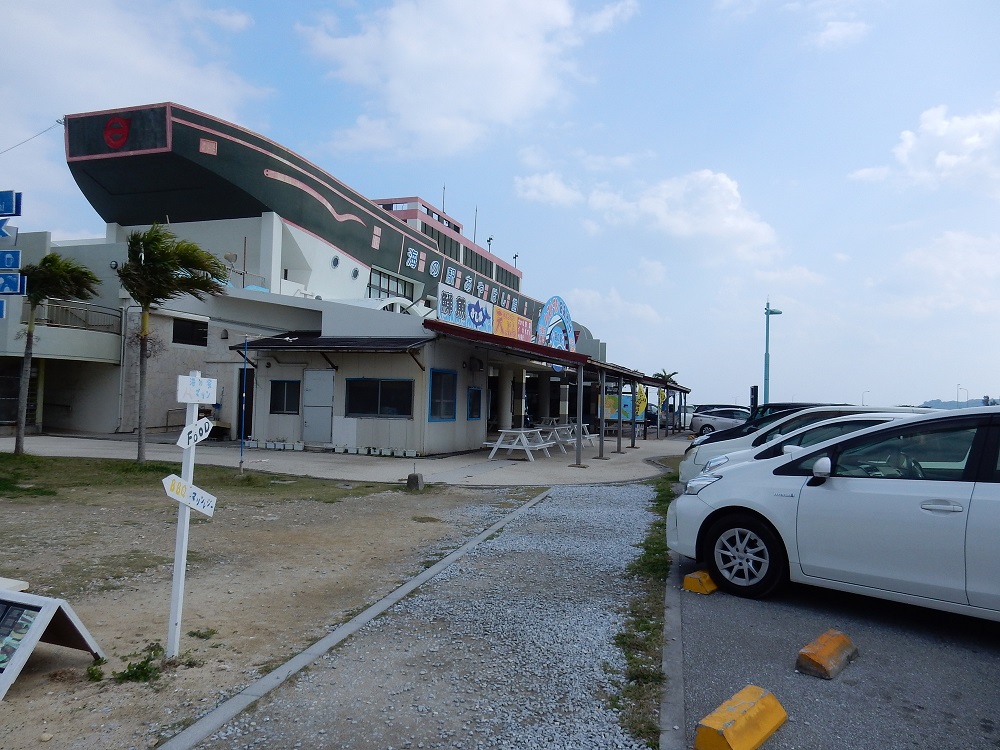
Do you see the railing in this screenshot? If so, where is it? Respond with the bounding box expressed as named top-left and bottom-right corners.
top-left (229, 269), bottom-right (268, 290)
top-left (20, 299), bottom-right (122, 335)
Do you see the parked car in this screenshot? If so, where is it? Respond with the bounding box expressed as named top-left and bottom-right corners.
top-left (667, 406), bottom-right (1000, 622)
top-left (698, 412), bottom-right (920, 476)
top-left (747, 401), bottom-right (835, 422)
top-left (690, 407), bottom-right (751, 436)
top-left (679, 405), bottom-right (936, 482)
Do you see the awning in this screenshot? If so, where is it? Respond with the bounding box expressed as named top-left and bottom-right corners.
top-left (422, 319), bottom-right (589, 368)
top-left (230, 330), bottom-right (436, 353)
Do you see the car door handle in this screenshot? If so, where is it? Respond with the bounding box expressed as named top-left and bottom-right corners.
top-left (920, 501), bottom-right (964, 513)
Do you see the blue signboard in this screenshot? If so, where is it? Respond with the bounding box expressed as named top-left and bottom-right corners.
top-left (0, 250), bottom-right (20, 269)
top-left (0, 299), bottom-right (5, 319)
top-left (0, 191), bottom-right (21, 217)
top-left (0, 273), bottom-right (25, 295)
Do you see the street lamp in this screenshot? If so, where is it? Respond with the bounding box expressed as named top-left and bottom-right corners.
top-left (862, 390), bottom-right (870, 406)
top-left (763, 301), bottom-right (782, 404)
top-left (957, 384), bottom-right (968, 407)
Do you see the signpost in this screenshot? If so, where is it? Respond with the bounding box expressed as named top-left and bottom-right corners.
top-left (164, 371), bottom-right (219, 658)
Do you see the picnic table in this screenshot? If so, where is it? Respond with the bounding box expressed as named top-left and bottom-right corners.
top-left (542, 424), bottom-right (576, 453)
top-left (485, 428), bottom-right (556, 461)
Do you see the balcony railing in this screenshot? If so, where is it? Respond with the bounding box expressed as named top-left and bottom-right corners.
top-left (19, 299), bottom-right (123, 335)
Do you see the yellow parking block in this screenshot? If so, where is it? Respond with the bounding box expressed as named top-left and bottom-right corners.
top-left (694, 685), bottom-right (787, 750)
top-left (683, 569), bottom-right (718, 594)
top-left (795, 628), bottom-right (859, 679)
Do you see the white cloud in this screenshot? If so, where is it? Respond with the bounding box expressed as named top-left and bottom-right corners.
top-left (808, 19), bottom-right (869, 48)
top-left (891, 231), bottom-right (1000, 316)
top-left (298, 0), bottom-right (635, 155)
top-left (564, 287), bottom-right (663, 325)
top-left (892, 104), bottom-right (1000, 197)
top-left (587, 170), bottom-right (778, 260)
top-left (574, 149), bottom-right (654, 172)
top-left (514, 172), bottom-right (585, 206)
top-left (1, 0), bottom-right (267, 235)
top-left (848, 166), bottom-right (890, 182)
top-left (753, 265), bottom-right (824, 285)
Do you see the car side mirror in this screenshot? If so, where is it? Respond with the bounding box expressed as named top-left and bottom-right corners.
top-left (807, 456), bottom-right (832, 486)
top-left (781, 444), bottom-right (801, 455)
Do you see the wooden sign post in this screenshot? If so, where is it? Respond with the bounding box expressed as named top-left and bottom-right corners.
top-left (165, 371), bottom-right (218, 658)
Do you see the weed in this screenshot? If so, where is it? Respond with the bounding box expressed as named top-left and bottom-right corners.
top-left (113, 642), bottom-right (164, 683)
top-left (85, 658), bottom-right (107, 682)
top-left (610, 465), bottom-right (678, 748)
top-left (186, 628), bottom-right (217, 640)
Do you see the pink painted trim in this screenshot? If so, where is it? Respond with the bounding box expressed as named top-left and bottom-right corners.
top-left (263, 169), bottom-right (365, 226)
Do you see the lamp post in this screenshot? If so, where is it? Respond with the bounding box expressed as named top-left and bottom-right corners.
top-left (763, 301), bottom-right (782, 404)
top-left (862, 390), bottom-right (870, 406)
top-left (957, 384), bottom-right (968, 407)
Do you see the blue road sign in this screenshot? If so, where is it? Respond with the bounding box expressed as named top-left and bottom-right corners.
top-left (0, 191), bottom-right (21, 217)
top-left (0, 219), bottom-right (10, 238)
top-left (0, 273), bottom-right (25, 295)
top-left (0, 250), bottom-right (20, 269)
top-left (0, 299), bottom-right (5, 319)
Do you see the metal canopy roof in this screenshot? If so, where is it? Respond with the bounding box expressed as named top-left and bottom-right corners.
top-left (231, 331), bottom-right (436, 354)
top-left (422, 319), bottom-right (589, 368)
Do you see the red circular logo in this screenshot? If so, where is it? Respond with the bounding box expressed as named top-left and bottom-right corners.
top-left (103, 116), bottom-right (131, 149)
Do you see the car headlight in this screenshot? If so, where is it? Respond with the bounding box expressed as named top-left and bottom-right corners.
top-left (703, 455), bottom-right (729, 472)
top-left (684, 474), bottom-right (722, 495)
top-left (691, 434), bottom-right (710, 447)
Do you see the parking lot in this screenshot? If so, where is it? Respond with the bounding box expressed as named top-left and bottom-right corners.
top-left (666, 553), bottom-right (1000, 750)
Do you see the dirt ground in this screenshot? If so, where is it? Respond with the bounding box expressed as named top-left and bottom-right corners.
top-left (0, 474), bottom-right (538, 750)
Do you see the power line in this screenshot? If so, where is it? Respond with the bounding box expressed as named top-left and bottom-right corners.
top-left (0, 118), bottom-right (64, 157)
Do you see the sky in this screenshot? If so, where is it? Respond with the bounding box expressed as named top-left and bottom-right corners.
top-left (4, 0), bottom-right (1000, 407)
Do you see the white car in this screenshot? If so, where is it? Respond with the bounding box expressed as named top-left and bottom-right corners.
top-left (689, 407), bottom-right (750, 435)
top-left (697, 412), bottom-right (920, 478)
top-left (667, 406), bottom-right (1000, 621)
top-left (678, 405), bottom-right (935, 483)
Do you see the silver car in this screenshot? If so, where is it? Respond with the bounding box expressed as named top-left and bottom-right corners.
top-left (690, 407), bottom-right (750, 435)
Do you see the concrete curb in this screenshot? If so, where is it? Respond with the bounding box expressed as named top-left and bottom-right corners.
top-left (157, 489), bottom-right (552, 750)
top-left (660, 550), bottom-right (688, 750)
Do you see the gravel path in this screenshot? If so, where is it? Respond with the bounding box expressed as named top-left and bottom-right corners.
top-left (193, 483), bottom-right (657, 750)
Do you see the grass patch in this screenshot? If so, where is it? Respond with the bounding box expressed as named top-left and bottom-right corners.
top-left (611, 461), bottom-right (679, 748)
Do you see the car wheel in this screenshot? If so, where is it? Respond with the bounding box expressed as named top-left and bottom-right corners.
top-left (698, 424), bottom-right (715, 435)
top-left (703, 513), bottom-right (787, 598)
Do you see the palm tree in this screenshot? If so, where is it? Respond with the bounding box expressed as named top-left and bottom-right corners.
top-left (16, 254), bottom-right (101, 455)
top-left (117, 223), bottom-right (228, 463)
top-left (654, 369), bottom-right (679, 385)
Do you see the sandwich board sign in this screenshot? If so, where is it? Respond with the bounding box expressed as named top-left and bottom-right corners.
top-left (0, 590), bottom-right (105, 700)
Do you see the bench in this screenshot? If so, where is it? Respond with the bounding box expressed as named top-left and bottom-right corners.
top-left (485, 429), bottom-right (556, 461)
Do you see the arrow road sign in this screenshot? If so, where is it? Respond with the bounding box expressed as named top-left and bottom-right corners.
top-left (161, 474), bottom-right (217, 517)
top-left (0, 219), bottom-right (11, 238)
top-left (177, 417), bottom-right (214, 448)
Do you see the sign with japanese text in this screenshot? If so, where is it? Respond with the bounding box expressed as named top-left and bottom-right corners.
top-left (176, 375), bottom-right (217, 404)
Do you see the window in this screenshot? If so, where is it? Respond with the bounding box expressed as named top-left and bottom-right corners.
top-left (172, 318), bottom-right (208, 346)
top-left (269, 380), bottom-right (301, 415)
top-left (429, 370), bottom-right (457, 421)
top-left (467, 387), bottom-right (482, 420)
top-left (345, 379), bottom-right (414, 417)
top-left (368, 268), bottom-right (414, 301)
top-left (779, 420), bottom-right (981, 482)
top-left (832, 423), bottom-right (978, 481)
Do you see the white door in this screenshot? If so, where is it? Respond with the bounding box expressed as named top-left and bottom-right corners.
top-left (795, 420), bottom-right (980, 604)
top-left (302, 369), bottom-right (335, 444)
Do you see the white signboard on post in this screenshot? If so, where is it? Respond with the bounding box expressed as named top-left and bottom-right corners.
top-left (177, 375), bottom-right (217, 404)
top-left (176, 417), bottom-right (214, 448)
top-left (161, 474), bottom-right (217, 517)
